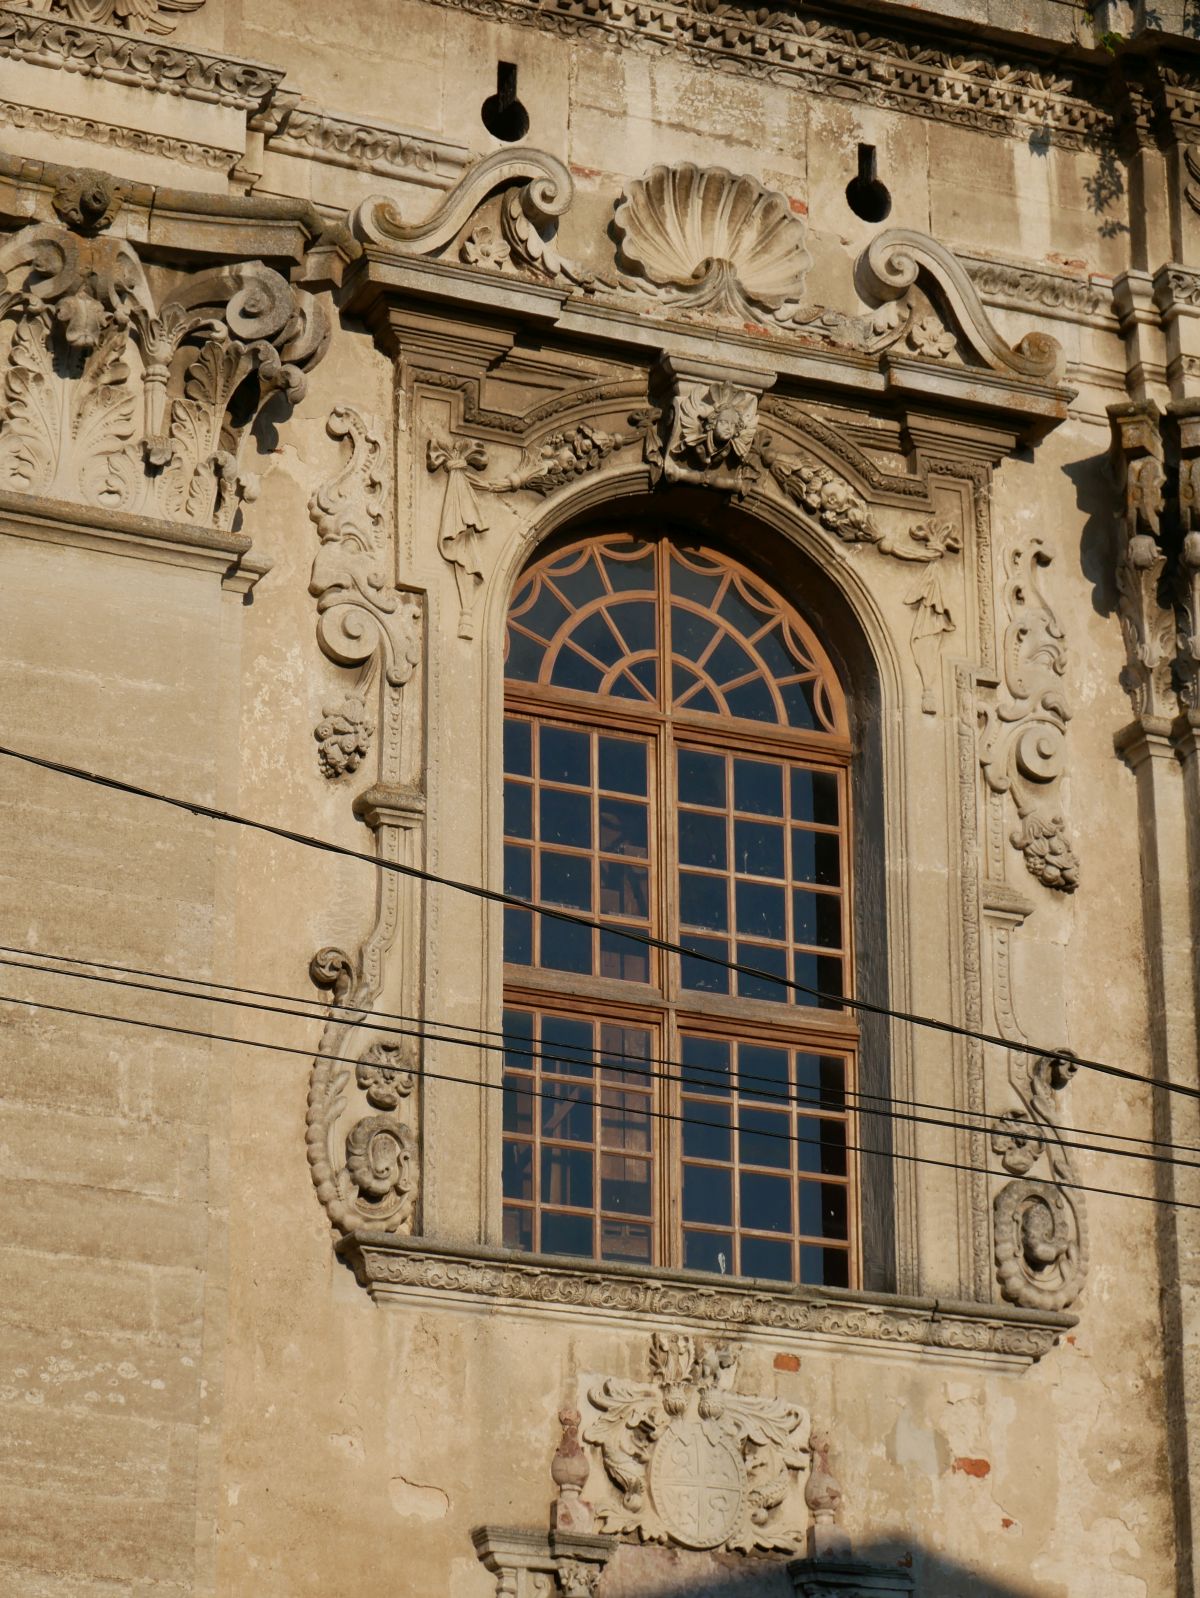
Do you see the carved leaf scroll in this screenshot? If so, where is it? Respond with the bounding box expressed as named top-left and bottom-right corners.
top-left (308, 406), bottom-right (422, 775)
top-left (980, 541), bottom-right (1078, 892)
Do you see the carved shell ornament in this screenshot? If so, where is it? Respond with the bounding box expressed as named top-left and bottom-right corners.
top-left (614, 163), bottom-right (813, 321)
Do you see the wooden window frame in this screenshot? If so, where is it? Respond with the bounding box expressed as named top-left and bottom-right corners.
top-left (502, 532), bottom-right (861, 1288)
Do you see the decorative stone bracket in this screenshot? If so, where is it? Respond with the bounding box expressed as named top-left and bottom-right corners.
top-left (1109, 399), bottom-right (1200, 721)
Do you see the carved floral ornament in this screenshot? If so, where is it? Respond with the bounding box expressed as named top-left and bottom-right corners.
top-left (11, 0), bottom-right (205, 36)
top-left (0, 167), bottom-right (329, 530)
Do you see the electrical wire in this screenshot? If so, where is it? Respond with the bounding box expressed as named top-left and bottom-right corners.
top-left (12, 942), bottom-right (1192, 1160)
top-left (7, 945), bottom-right (1199, 1176)
top-left (4, 958), bottom-right (1195, 1208)
top-left (1, 741), bottom-right (1195, 1107)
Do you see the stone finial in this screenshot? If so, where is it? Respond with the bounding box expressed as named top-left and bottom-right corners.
top-left (805, 1429), bottom-right (851, 1559)
top-left (551, 1408), bottom-right (593, 1533)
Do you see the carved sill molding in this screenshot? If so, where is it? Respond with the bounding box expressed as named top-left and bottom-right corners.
top-left (337, 1234), bottom-right (1075, 1368)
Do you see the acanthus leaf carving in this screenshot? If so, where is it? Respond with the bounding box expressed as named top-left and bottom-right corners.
top-left (24, 0), bottom-right (206, 37)
top-left (1108, 401), bottom-right (1174, 721)
top-left (583, 1332), bottom-right (811, 1555)
top-left (308, 405), bottom-right (422, 774)
top-left (427, 419), bottom-right (642, 637)
top-left (979, 540), bottom-right (1078, 892)
top-left (1172, 401), bottom-right (1200, 712)
top-left (0, 200), bottom-right (329, 526)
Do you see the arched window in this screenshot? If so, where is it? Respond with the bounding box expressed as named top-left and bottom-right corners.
top-left (501, 531), bottom-right (857, 1287)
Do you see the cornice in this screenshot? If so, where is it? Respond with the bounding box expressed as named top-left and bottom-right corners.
top-left (961, 252), bottom-right (1116, 327)
top-left (0, 98), bottom-right (234, 172)
top-left (0, 488), bottom-right (268, 589)
top-left (0, 6), bottom-right (283, 112)
top-left (406, 0), bottom-right (1115, 151)
top-left (338, 1234), bottom-right (1075, 1368)
top-left (266, 105), bottom-right (474, 191)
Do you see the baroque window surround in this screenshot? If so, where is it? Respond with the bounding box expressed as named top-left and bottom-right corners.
top-left (0, 138), bottom-right (1075, 1368)
top-left (286, 147), bottom-right (1094, 1371)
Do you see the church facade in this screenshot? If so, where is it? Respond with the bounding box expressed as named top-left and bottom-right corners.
top-left (0, 0), bottom-right (1198, 1592)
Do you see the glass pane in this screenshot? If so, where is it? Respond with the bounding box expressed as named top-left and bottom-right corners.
top-left (599, 860), bottom-right (649, 919)
top-left (800, 1181), bottom-right (848, 1241)
top-left (504, 1205), bottom-right (533, 1251)
top-left (599, 798), bottom-right (648, 858)
top-left (541, 851), bottom-right (592, 911)
top-left (600, 1024), bottom-right (652, 1083)
top-left (542, 1145), bottom-right (594, 1206)
top-left (503, 1140), bottom-right (533, 1201)
top-left (542, 1210), bottom-right (592, 1257)
top-left (505, 626), bottom-right (546, 684)
top-left (669, 549), bottom-right (723, 608)
top-left (741, 1234), bottom-right (793, 1282)
top-left (567, 608), bottom-right (627, 668)
top-left (734, 820), bottom-right (785, 878)
top-left (599, 929), bottom-right (650, 984)
top-left (541, 1082), bottom-right (594, 1143)
top-left (791, 768), bottom-right (840, 827)
top-left (741, 1171), bottom-right (792, 1233)
top-left (680, 871), bottom-right (728, 932)
top-left (735, 881), bottom-right (786, 941)
top-left (795, 1054), bottom-right (845, 1110)
top-left (601, 1220), bottom-right (652, 1263)
top-left (734, 758), bottom-right (784, 817)
top-left (792, 828), bottom-right (842, 887)
top-left (599, 736), bottom-right (647, 795)
top-left (540, 917), bottom-right (591, 974)
top-left (540, 725), bottom-right (590, 786)
top-left (682, 1100), bottom-right (731, 1161)
top-left (505, 780), bottom-right (533, 839)
top-left (601, 1154), bottom-right (652, 1217)
top-left (601, 1090), bottom-right (652, 1152)
top-left (504, 1009), bottom-right (534, 1070)
top-left (680, 934), bottom-right (729, 994)
top-left (739, 1045), bottom-right (789, 1104)
top-left (800, 1117), bottom-right (847, 1177)
top-left (678, 749), bottom-right (726, 808)
top-left (609, 598), bottom-right (656, 654)
top-left (779, 678), bottom-right (819, 730)
top-left (683, 1164), bottom-right (732, 1227)
top-left (540, 789), bottom-right (591, 849)
top-left (550, 648), bottom-right (605, 694)
top-left (801, 1245), bottom-right (850, 1287)
top-left (542, 1016), bottom-right (594, 1074)
top-left (793, 889), bottom-right (842, 950)
top-left (681, 1035), bottom-right (730, 1095)
top-left (725, 676), bottom-right (779, 724)
top-left (671, 603), bottom-right (718, 664)
top-left (684, 1229), bottom-right (733, 1274)
top-left (504, 844), bottom-right (532, 899)
top-left (504, 907), bottom-right (532, 965)
top-left (504, 717), bottom-right (532, 776)
top-left (503, 1077), bottom-right (534, 1135)
top-left (739, 1107), bottom-right (790, 1170)
top-left (737, 940), bottom-right (788, 1003)
top-left (679, 809), bottom-right (726, 870)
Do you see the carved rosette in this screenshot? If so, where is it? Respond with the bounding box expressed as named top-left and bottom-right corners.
top-left (308, 406), bottom-right (422, 773)
top-left (0, 173), bottom-right (329, 529)
top-left (583, 1332), bottom-right (811, 1555)
top-left (980, 542), bottom-right (1078, 892)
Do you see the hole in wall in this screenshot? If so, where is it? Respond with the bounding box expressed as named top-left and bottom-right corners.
top-left (845, 143), bottom-right (892, 223)
top-left (482, 61), bottom-right (530, 142)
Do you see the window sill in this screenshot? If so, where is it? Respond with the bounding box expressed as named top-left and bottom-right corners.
top-left (336, 1233), bottom-right (1074, 1369)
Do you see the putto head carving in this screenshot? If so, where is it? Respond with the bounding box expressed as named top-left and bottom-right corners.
top-left (614, 163), bottom-right (812, 322)
top-left (52, 168), bottom-right (123, 235)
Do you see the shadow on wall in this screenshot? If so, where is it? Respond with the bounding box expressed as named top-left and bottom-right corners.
top-left (597, 1539), bottom-right (1050, 1598)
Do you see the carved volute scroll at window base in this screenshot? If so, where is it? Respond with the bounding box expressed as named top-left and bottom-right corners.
top-left (502, 531), bottom-right (858, 1290)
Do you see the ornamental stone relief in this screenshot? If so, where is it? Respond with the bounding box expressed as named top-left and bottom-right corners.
top-left (12, 0), bottom-right (205, 36)
top-left (0, 167), bottom-right (328, 529)
top-left (583, 1331), bottom-right (812, 1555)
top-left (980, 542), bottom-right (1079, 892)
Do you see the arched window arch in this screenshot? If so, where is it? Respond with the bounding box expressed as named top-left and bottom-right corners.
top-left (501, 530), bottom-right (858, 1287)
